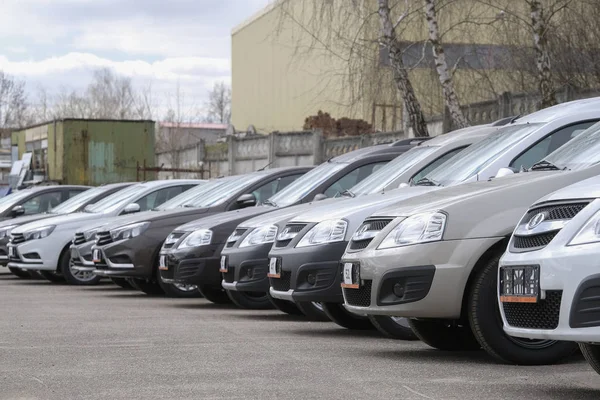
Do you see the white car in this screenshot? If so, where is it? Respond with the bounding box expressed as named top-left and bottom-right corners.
top-left (6, 179), bottom-right (203, 284)
top-left (500, 175), bottom-right (600, 374)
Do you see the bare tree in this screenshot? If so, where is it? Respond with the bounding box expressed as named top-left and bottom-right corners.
top-left (204, 82), bottom-right (231, 124)
top-left (86, 68), bottom-right (136, 119)
top-left (423, 0), bottom-right (469, 128)
top-left (0, 71), bottom-right (28, 128)
top-left (528, 0), bottom-right (558, 107)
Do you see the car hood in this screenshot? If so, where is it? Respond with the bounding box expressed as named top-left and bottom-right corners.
top-left (175, 206), bottom-right (272, 232)
top-left (0, 213), bottom-right (55, 229)
top-left (292, 186), bottom-right (436, 223)
top-left (239, 198), bottom-right (340, 229)
top-left (534, 174), bottom-right (600, 203)
top-left (11, 212), bottom-right (98, 233)
top-left (95, 207), bottom-right (213, 232)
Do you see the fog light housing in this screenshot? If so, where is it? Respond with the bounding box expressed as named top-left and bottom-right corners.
top-left (392, 282), bottom-right (405, 298)
top-left (246, 268), bottom-right (253, 278)
top-left (307, 273), bottom-right (317, 285)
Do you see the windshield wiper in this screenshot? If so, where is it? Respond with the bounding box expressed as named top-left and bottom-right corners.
top-left (530, 160), bottom-right (563, 171)
top-left (340, 189), bottom-right (355, 198)
top-left (183, 204), bottom-right (198, 208)
top-left (263, 199), bottom-right (278, 207)
top-left (415, 177), bottom-right (440, 187)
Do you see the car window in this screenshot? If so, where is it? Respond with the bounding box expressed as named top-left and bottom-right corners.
top-left (134, 186), bottom-right (189, 212)
top-left (325, 162), bottom-right (387, 198)
top-left (250, 174), bottom-right (305, 204)
top-left (21, 192), bottom-right (62, 215)
top-left (68, 190), bottom-right (86, 199)
top-left (510, 121), bottom-right (596, 170)
top-left (411, 147), bottom-right (467, 185)
top-left (276, 174), bottom-right (304, 192)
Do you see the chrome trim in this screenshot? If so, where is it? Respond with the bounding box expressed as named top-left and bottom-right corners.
top-left (513, 220), bottom-right (568, 236)
top-left (221, 281), bottom-right (237, 290)
top-left (269, 287), bottom-right (294, 301)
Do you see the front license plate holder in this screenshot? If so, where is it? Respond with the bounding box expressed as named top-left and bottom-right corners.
top-left (341, 263), bottom-right (360, 289)
top-left (268, 257), bottom-right (280, 278)
top-left (8, 245), bottom-right (15, 258)
top-left (219, 256), bottom-right (228, 273)
top-left (158, 254), bottom-right (168, 271)
top-left (500, 265), bottom-right (540, 303)
top-left (92, 249), bottom-right (101, 263)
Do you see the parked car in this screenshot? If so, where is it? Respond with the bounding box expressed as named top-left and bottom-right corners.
top-left (90, 167), bottom-right (313, 297)
top-left (70, 176), bottom-right (240, 289)
top-left (6, 179), bottom-right (202, 285)
top-left (339, 105), bottom-right (600, 365)
top-left (499, 175), bottom-right (600, 372)
top-left (0, 183), bottom-right (134, 279)
top-left (222, 124), bottom-right (499, 316)
top-left (157, 142), bottom-right (418, 302)
top-left (268, 99), bottom-right (597, 334)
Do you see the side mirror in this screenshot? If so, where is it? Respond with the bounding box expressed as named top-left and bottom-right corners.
top-left (11, 205), bottom-right (24, 217)
top-left (236, 193), bottom-right (257, 207)
top-left (122, 203), bottom-right (141, 215)
top-left (313, 193), bottom-right (328, 202)
top-left (398, 183), bottom-right (410, 188)
top-left (495, 167), bottom-right (516, 178)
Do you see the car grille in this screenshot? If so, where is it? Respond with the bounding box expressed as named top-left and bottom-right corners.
top-left (511, 202), bottom-right (590, 252)
top-left (343, 280), bottom-right (372, 307)
top-left (71, 257), bottom-right (83, 267)
top-left (275, 224), bottom-right (306, 248)
top-left (73, 232), bottom-right (86, 246)
top-left (348, 219), bottom-right (392, 251)
top-left (11, 233), bottom-right (25, 245)
top-left (96, 232), bottom-right (113, 246)
top-left (163, 232), bottom-right (185, 249)
top-left (270, 271), bottom-right (291, 292)
top-left (503, 290), bottom-right (562, 330)
top-left (226, 228), bottom-right (247, 248)
top-left (223, 267), bottom-right (235, 283)
top-left (175, 264), bottom-right (200, 280)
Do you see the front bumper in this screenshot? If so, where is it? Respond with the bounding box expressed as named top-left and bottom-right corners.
top-left (501, 243), bottom-right (600, 343)
top-left (92, 235), bottom-right (159, 279)
top-left (6, 236), bottom-right (63, 271)
top-left (340, 237), bottom-right (502, 319)
top-left (158, 243), bottom-right (223, 288)
top-left (0, 236), bottom-right (9, 267)
top-left (70, 240), bottom-right (95, 272)
top-left (269, 241), bottom-right (349, 303)
top-left (220, 243), bottom-right (271, 293)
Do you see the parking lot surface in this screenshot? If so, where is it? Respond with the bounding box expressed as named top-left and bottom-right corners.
top-left (1, 272), bottom-right (599, 400)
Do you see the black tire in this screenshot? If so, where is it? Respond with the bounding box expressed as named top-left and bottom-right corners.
top-left (8, 267), bottom-right (31, 279)
top-left (296, 301), bottom-right (330, 321)
top-left (134, 279), bottom-right (165, 296)
top-left (62, 257), bottom-right (102, 286)
top-left (321, 302), bottom-right (374, 330)
top-left (268, 293), bottom-right (304, 315)
top-left (468, 252), bottom-right (577, 365)
top-left (368, 315), bottom-right (418, 340)
top-left (198, 286), bottom-right (231, 304)
top-left (226, 290), bottom-right (273, 310)
top-left (28, 271), bottom-right (45, 280)
top-left (580, 344), bottom-right (600, 375)
top-left (157, 278), bottom-right (203, 298)
top-left (409, 318), bottom-right (482, 351)
top-left (111, 277), bottom-right (133, 289)
top-left (39, 270), bottom-right (65, 283)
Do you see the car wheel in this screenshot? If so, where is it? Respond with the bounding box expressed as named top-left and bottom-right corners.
top-left (62, 257), bottom-right (101, 286)
top-left (134, 279), bottom-right (165, 296)
top-left (39, 270), bottom-right (65, 283)
top-left (468, 252), bottom-right (577, 365)
top-left (296, 301), bottom-right (330, 321)
top-left (111, 277), bottom-right (133, 289)
top-left (580, 344), bottom-right (600, 375)
top-left (157, 277), bottom-right (202, 298)
top-left (268, 293), bottom-right (304, 315)
top-left (226, 290), bottom-right (273, 309)
top-left (198, 285), bottom-right (231, 304)
top-left (8, 267), bottom-right (31, 279)
top-left (409, 318), bottom-right (481, 351)
top-left (321, 302), bottom-right (374, 330)
top-left (368, 316), bottom-right (418, 340)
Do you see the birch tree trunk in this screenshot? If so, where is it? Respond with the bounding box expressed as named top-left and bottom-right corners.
top-left (530, 0), bottom-right (557, 108)
top-left (377, 0), bottom-right (429, 137)
top-left (424, 0), bottom-right (469, 129)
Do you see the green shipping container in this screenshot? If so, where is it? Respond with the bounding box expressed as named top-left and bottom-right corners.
top-left (12, 119), bottom-right (157, 185)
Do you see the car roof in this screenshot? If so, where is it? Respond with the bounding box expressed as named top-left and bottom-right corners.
top-left (18, 184), bottom-right (90, 192)
top-left (243, 166), bottom-right (313, 177)
top-left (136, 179), bottom-right (205, 188)
top-left (419, 124), bottom-right (499, 147)
top-left (518, 97), bottom-right (600, 124)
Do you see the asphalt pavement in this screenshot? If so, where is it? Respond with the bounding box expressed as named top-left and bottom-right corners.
top-left (1, 270), bottom-right (599, 400)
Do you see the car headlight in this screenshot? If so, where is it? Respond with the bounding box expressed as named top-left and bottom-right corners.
top-left (378, 212), bottom-right (446, 249)
top-left (179, 229), bottom-right (212, 249)
top-left (239, 225), bottom-right (278, 248)
top-left (23, 225), bottom-right (56, 242)
top-left (83, 227), bottom-right (101, 242)
top-left (0, 225), bottom-right (17, 240)
top-left (110, 222), bottom-right (150, 241)
top-left (568, 209), bottom-right (600, 246)
top-left (296, 219), bottom-right (347, 248)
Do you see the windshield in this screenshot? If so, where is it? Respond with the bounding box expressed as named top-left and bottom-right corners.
top-left (0, 190), bottom-right (36, 214)
top-left (267, 162), bottom-right (347, 207)
top-left (350, 146), bottom-right (441, 196)
top-left (84, 184), bottom-right (145, 214)
top-left (544, 122), bottom-right (600, 171)
top-left (422, 123), bottom-right (542, 186)
top-left (49, 187), bottom-right (104, 214)
top-left (155, 180), bottom-right (226, 210)
top-left (184, 174), bottom-right (263, 208)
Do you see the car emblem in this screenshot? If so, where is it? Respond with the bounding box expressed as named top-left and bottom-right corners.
top-left (526, 212), bottom-right (547, 230)
top-left (356, 224), bottom-right (370, 235)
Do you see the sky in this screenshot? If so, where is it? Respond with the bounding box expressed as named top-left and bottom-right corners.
top-left (0, 0), bottom-right (271, 116)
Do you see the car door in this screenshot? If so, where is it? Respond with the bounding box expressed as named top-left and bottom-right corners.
top-left (20, 190), bottom-right (64, 215)
top-left (126, 184), bottom-right (197, 214)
